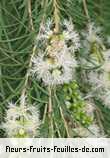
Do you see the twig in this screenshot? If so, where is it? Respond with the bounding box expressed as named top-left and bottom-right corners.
top-left (54, 89), bottom-right (70, 137)
top-left (82, 0), bottom-right (90, 22)
top-left (95, 105), bottom-right (105, 134)
top-left (28, 0), bottom-right (34, 31)
top-left (48, 86), bottom-right (54, 137)
top-left (20, 45), bottom-right (36, 106)
top-left (60, 106), bottom-right (70, 138)
top-left (53, 0), bottom-right (60, 33)
top-left (38, 0), bottom-right (49, 34)
top-left (54, 119), bottom-right (61, 137)
top-left (42, 104), bottom-right (48, 124)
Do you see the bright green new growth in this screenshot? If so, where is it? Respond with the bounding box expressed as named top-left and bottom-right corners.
top-left (64, 81), bottom-right (93, 127)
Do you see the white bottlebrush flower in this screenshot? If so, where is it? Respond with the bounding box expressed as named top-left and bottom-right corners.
top-left (37, 19), bottom-right (53, 41)
top-left (85, 23), bottom-right (102, 44)
top-left (87, 70), bottom-right (104, 88)
top-left (82, 23), bottom-right (105, 66)
top-left (85, 51), bottom-right (110, 90)
top-left (87, 124), bottom-right (105, 138)
top-left (102, 49), bottom-right (110, 72)
top-left (100, 91), bottom-right (110, 108)
top-left (87, 69), bottom-right (110, 107)
top-left (45, 36), bottom-right (66, 56)
top-left (85, 101), bottom-right (95, 117)
top-left (74, 124), bottom-right (104, 138)
top-left (89, 70), bottom-right (110, 90)
top-left (32, 19), bottom-right (80, 85)
top-left (102, 72), bottom-right (110, 89)
top-left (2, 102), bottom-right (40, 138)
top-left (96, 50), bottom-right (110, 89)
top-left (32, 48), bottom-right (77, 85)
top-left (86, 70), bottom-right (110, 102)
top-left (36, 19), bottom-right (80, 54)
top-left (83, 22), bottom-right (105, 54)
top-left (62, 20), bottom-right (80, 52)
top-left (87, 71), bottom-right (110, 89)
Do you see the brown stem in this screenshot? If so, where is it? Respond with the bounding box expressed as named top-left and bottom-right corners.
top-left (20, 45), bottom-right (36, 106)
top-left (42, 104), bottom-right (48, 124)
top-left (82, 0), bottom-right (90, 22)
top-left (53, 0), bottom-right (60, 33)
top-left (48, 86), bottom-right (54, 137)
top-left (60, 106), bottom-right (70, 138)
top-left (20, 0), bottom-right (49, 106)
top-left (28, 0), bottom-right (34, 31)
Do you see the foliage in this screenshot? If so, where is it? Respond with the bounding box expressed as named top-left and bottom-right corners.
top-left (0, 0), bottom-right (110, 138)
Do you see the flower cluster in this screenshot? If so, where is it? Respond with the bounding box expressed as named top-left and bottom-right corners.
top-left (89, 51), bottom-right (110, 108)
top-left (37, 19), bottom-right (80, 53)
top-left (81, 23), bottom-right (110, 109)
top-left (2, 102), bottom-right (40, 138)
top-left (32, 20), bottom-right (80, 85)
top-left (82, 23), bottom-right (105, 66)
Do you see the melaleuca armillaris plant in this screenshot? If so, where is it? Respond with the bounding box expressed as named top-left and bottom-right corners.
top-left (0, 0), bottom-right (110, 138)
